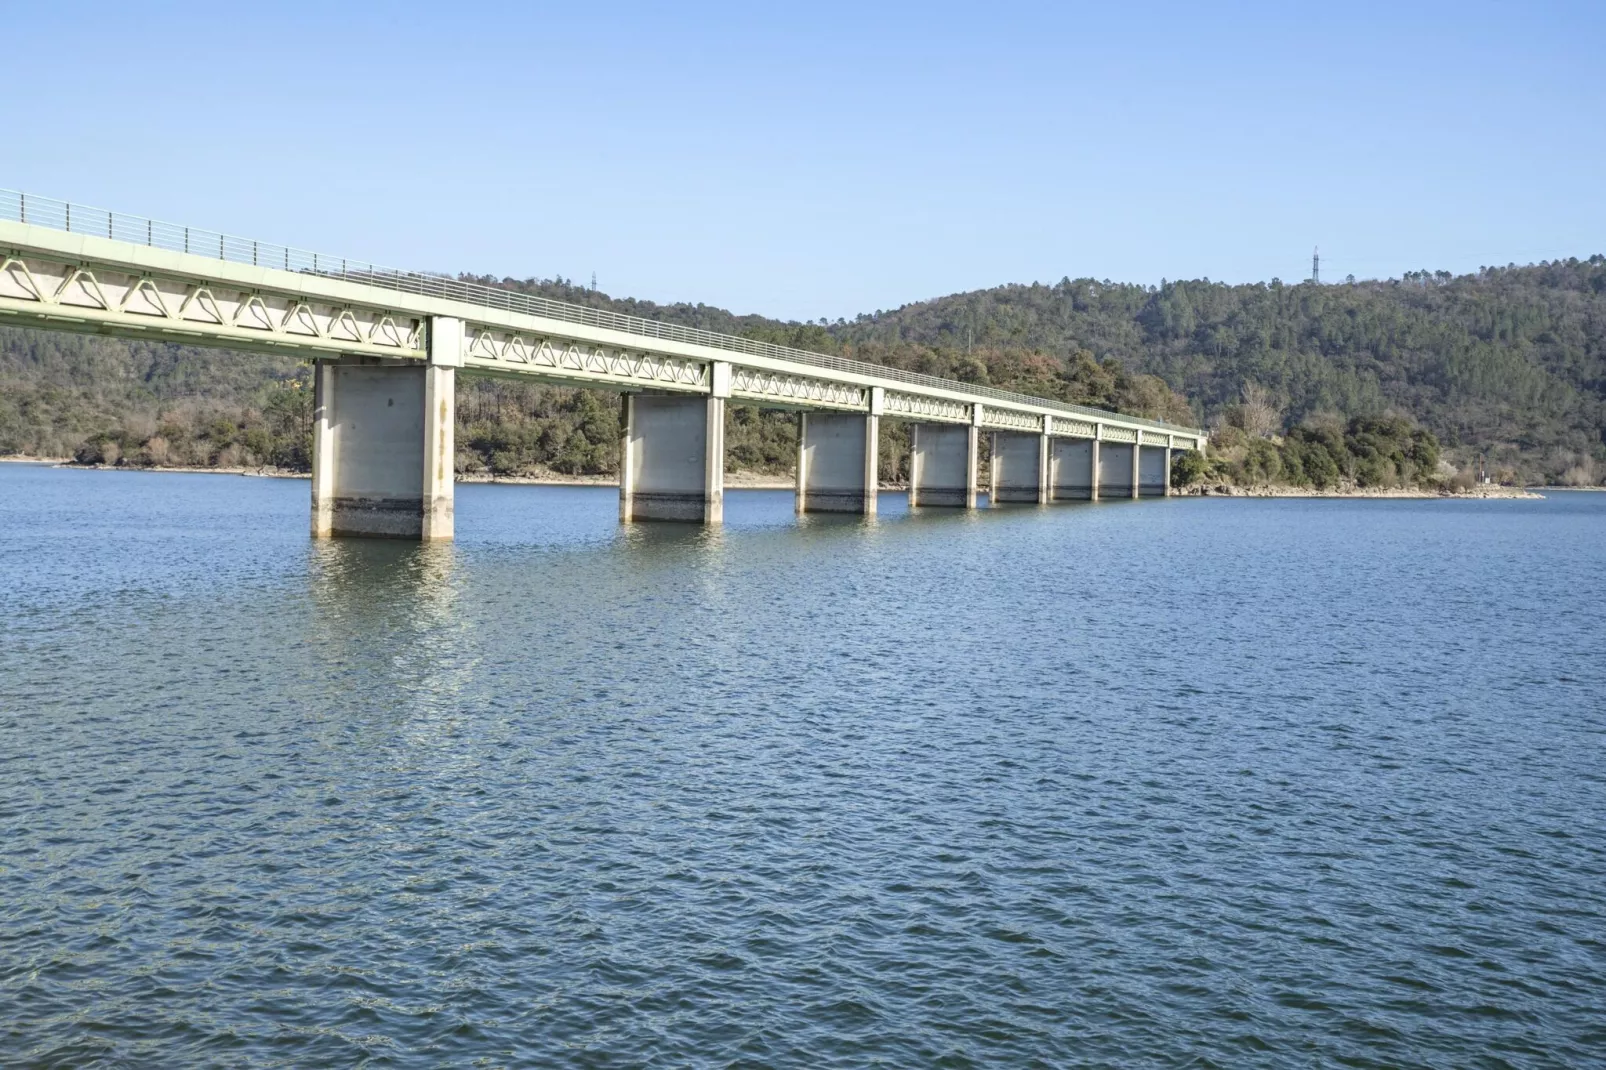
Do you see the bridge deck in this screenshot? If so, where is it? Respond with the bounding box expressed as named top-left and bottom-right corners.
top-left (0, 190), bottom-right (1204, 448)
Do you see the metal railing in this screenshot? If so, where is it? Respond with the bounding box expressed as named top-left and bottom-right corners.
top-left (0, 189), bottom-right (1201, 435)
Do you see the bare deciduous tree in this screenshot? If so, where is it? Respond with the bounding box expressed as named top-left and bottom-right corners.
top-left (1231, 382), bottom-right (1283, 438)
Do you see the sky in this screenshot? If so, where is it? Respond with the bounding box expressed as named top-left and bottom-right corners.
top-left (6, 1), bottom-right (1604, 321)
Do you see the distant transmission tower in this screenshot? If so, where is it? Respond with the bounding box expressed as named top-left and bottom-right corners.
top-left (1311, 247), bottom-right (1320, 284)
top-left (590, 271), bottom-right (597, 292)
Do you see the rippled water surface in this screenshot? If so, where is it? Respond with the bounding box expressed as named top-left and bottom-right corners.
top-left (2, 464), bottom-right (1604, 1067)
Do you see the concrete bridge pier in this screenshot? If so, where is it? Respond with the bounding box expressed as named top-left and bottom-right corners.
top-left (796, 411), bottom-right (879, 514)
top-left (1049, 438), bottom-right (1096, 501)
top-left (310, 316), bottom-right (460, 540)
top-left (619, 391), bottom-right (726, 523)
top-left (1139, 442), bottom-right (1169, 497)
top-left (1098, 438), bottom-right (1138, 501)
top-left (908, 417), bottom-right (978, 508)
top-left (989, 429), bottom-right (1048, 504)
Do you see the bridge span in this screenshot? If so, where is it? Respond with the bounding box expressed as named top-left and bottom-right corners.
top-left (0, 190), bottom-right (1205, 540)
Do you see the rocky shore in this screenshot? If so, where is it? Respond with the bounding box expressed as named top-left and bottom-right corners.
top-left (1178, 482), bottom-right (1543, 499)
top-left (5, 457), bottom-right (1553, 498)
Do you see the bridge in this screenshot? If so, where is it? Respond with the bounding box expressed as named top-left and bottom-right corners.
top-left (0, 190), bottom-right (1206, 540)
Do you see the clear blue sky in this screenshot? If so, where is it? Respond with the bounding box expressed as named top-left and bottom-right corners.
top-left (8, 1), bottom-right (1603, 321)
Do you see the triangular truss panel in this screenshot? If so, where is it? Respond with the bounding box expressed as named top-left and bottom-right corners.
top-left (121, 278), bottom-right (171, 318)
top-left (328, 309), bottom-right (363, 342)
top-left (0, 257), bottom-right (44, 302)
top-left (233, 295), bottom-right (273, 331)
top-left (368, 316), bottom-right (405, 348)
top-left (178, 287), bottom-right (223, 324)
top-left (280, 302), bottom-right (321, 337)
top-left (55, 269), bottom-right (110, 310)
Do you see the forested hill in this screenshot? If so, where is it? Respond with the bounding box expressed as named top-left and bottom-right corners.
top-left (2, 257), bottom-right (1603, 484)
top-left (825, 258), bottom-right (1606, 483)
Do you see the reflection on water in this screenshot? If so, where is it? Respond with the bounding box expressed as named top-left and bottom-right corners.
top-left (306, 539), bottom-right (471, 729)
top-left (2, 464), bottom-right (1604, 1067)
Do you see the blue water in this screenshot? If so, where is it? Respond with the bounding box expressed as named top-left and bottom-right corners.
top-left (2, 464), bottom-right (1603, 1067)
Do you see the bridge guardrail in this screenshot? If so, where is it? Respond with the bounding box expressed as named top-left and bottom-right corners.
top-left (0, 189), bottom-right (1201, 437)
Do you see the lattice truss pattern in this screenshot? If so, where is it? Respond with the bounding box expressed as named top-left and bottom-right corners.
top-left (884, 391), bottom-right (970, 423)
top-left (730, 367), bottom-right (864, 409)
top-left (981, 407), bottom-right (1042, 432)
top-left (0, 248), bottom-right (1208, 442)
top-left (463, 327), bottom-right (709, 390)
top-left (1051, 416), bottom-right (1097, 439)
top-left (0, 255), bottom-right (423, 356)
top-left (1141, 429), bottom-right (1198, 449)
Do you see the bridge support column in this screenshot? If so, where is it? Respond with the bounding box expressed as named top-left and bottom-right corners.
top-left (1139, 441), bottom-right (1168, 497)
top-left (989, 430), bottom-right (1047, 504)
top-left (908, 418), bottom-right (978, 508)
top-left (1132, 443), bottom-right (1143, 499)
top-left (1049, 437), bottom-right (1096, 501)
top-left (1039, 430), bottom-right (1051, 504)
top-left (620, 392), bottom-right (725, 523)
top-left (309, 316), bottom-right (460, 540)
top-left (796, 411), bottom-right (878, 514)
top-left (1097, 436), bottom-right (1136, 501)
top-left (1090, 437), bottom-right (1101, 502)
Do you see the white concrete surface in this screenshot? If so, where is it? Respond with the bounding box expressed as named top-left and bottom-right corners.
top-left (620, 393), bottom-right (725, 523)
top-left (910, 422), bottom-right (977, 508)
top-left (797, 412), bottom-right (877, 514)
top-left (1139, 445), bottom-right (1169, 497)
top-left (1098, 441), bottom-right (1137, 500)
top-left (1050, 438), bottom-right (1096, 501)
top-left (310, 359), bottom-right (428, 538)
top-left (990, 432), bottom-right (1046, 504)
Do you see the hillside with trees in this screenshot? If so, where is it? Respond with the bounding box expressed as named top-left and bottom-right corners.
top-left (830, 258), bottom-right (1606, 485)
top-left (2, 256), bottom-right (1602, 486)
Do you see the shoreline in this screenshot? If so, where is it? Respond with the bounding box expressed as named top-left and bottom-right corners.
top-left (0, 457), bottom-right (798, 490)
top-left (1178, 483), bottom-right (1544, 500)
top-left (2, 458), bottom-right (1559, 498)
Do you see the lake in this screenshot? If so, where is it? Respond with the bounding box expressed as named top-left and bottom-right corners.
top-left (2, 463), bottom-right (1602, 1067)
